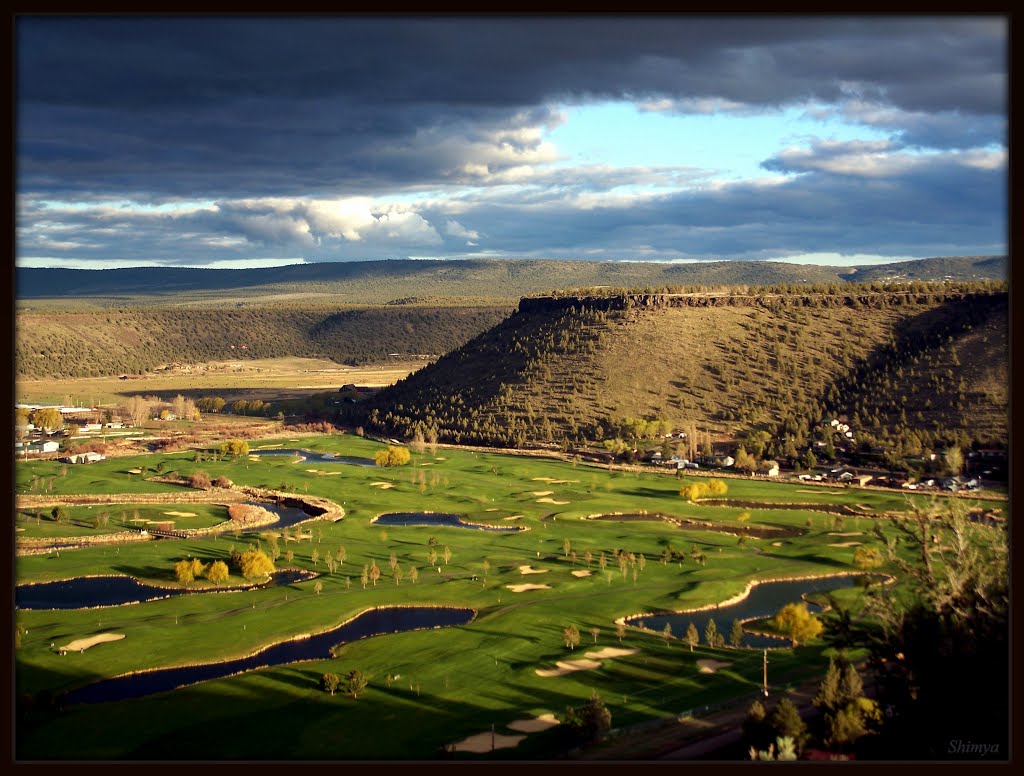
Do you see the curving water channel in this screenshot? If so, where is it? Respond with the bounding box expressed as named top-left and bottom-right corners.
top-left (62, 606), bottom-right (475, 705)
top-left (249, 448), bottom-right (377, 467)
top-left (257, 502), bottom-right (320, 529)
top-left (372, 512), bottom-right (524, 532)
top-left (15, 570), bottom-right (316, 611)
top-left (589, 513), bottom-right (807, 539)
top-left (629, 573), bottom-right (884, 649)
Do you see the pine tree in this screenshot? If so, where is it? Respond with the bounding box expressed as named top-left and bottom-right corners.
top-left (685, 622), bottom-right (699, 652)
top-left (705, 618), bottom-right (720, 649)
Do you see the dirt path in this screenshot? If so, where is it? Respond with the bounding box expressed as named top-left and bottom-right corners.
top-left (575, 669), bottom-right (841, 761)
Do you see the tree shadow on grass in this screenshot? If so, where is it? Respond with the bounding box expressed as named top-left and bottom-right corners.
top-left (762, 553), bottom-right (851, 569)
top-left (110, 564), bottom-right (176, 582)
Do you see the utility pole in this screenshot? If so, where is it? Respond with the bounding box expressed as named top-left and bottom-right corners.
top-left (763, 649), bottom-right (769, 697)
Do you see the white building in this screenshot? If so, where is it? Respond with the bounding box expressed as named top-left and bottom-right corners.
top-left (66, 451), bottom-right (106, 464)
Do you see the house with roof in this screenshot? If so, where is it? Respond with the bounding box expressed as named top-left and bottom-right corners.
top-left (65, 451), bottom-right (106, 464)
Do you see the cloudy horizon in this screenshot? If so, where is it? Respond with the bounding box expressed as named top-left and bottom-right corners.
top-left (16, 16), bottom-right (1008, 270)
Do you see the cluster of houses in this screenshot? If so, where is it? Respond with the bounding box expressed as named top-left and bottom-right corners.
top-left (14, 439), bottom-right (107, 463)
top-left (646, 450), bottom-right (782, 478)
top-left (14, 404), bottom-right (121, 461)
top-left (822, 418), bottom-right (855, 439)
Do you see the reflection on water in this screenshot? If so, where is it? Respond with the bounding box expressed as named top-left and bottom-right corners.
top-left (62, 606), bottom-right (475, 705)
top-left (631, 574), bottom-right (884, 649)
top-left (15, 569), bottom-right (316, 611)
top-left (373, 512), bottom-right (523, 532)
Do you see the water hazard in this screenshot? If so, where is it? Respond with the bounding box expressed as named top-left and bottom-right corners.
top-left (15, 570), bottom-right (315, 611)
top-left (629, 574), bottom-right (883, 649)
top-left (249, 448), bottom-right (377, 467)
top-left (590, 513), bottom-right (806, 539)
top-left (373, 512), bottom-right (524, 532)
top-left (62, 606), bottom-right (475, 705)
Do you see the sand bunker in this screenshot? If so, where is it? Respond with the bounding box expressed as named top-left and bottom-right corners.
top-left (59, 633), bottom-right (125, 654)
top-left (532, 477), bottom-right (557, 483)
top-left (531, 490), bottom-right (554, 496)
top-left (247, 455), bottom-right (261, 461)
top-left (369, 482), bottom-right (395, 489)
top-left (771, 541), bottom-right (789, 547)
top-left (15, 527), bottom-right (25, 532)
top-left (502, 515), bottom-right (524, 521)
top-left (585, 647), bottom-right (639, 660)
top-left (163, 511), bottom-right (196, 517)
top-left (506, 714), bottom-right (560, 733)
top-left (485, 508), bottom-right (499, 512)
top-left (434, 457), bottom-right (446, 461)
top-left (830, 541), bottom-right (863, 547)
top-left (419, 462), bottom-right (434, 467)
top-left (829, 531), bottom-right (864, 536)
top-left (519, 565), bottom-right (549, 575)
top-left (450, 732), bottom-right (526, 753)
top-left (506, 583), bottom-right (551, 592)
top-left (698, 659), bottom-right (733, 674)
top-left (536, 659), bottom-right (603, 677)
top-left (536, 498), bottom-right (570, 505)
top-left (571, 570), bottom-right (592, 577)
top-left (127, 468), bottom-right (142, 474)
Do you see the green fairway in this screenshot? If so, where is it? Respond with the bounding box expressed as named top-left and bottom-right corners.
top-left (13, 433), bottom-right (1000, 759)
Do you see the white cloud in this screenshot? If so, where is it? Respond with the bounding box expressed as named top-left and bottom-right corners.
top-left (766, 252), bottom-right (917, 266)
top-left (234, 212), bottom-right (315, 246)
top-left (305, 197), bottom-right (378, 241)
top-left (445, 219), bottom-right (480, 241)
top-left (199, 257), bottom-right (307, 269)
top-left (366, 211), bottom-right (442, 244)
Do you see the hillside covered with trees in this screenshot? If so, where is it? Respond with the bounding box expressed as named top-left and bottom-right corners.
top-left (16, 305), bottom-right (512, 379)
top-left (348, 282), bottom-right (1007, 464)
top-left (16, 255), bottom-right (1006, 304)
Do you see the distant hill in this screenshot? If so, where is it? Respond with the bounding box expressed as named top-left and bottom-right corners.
top-left (350, 283), bottom-right (1007, 459)
top-left (15, 255), bottom-right (1006, 303)
top-left (16, 305), bottom-right (512, 379)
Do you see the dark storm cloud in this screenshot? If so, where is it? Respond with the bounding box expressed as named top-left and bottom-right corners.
top-left (17, 16), bottom-right (1006, 200)
top-left (423, 151), bottom-right (1006, 260)
top-left (17, 142), bottom-right (1005, 266)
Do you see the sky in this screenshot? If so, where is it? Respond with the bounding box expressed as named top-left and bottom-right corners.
top-left (15, 16), bottom-right (1008, 270)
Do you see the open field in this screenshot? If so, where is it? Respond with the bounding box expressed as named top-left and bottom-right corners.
top-left (13, 433), bottom-right (1005, 759)
top-left (15, 357), bottom-right (428, 406)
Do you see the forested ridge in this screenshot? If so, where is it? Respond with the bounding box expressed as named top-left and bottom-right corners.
top-left (16, 255), bottom-right (1005, 303)
top-left (16, 305), bottom-right (512, 379)
top-left (347, 282), bottom-right (1007, 459)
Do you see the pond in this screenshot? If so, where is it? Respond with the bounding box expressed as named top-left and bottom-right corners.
top-left (61, 606), bottom-right (476, 705)
top-left (15, 570), bottom-right (316, 611)
top-left (589, 514), bottom-right (807, 540)
top-left (249, 448), bottom-right (377, 467)
top-left (628, 574), bottom-right (884, 649)
top-left (372, 512), bottom-right (524, 532)
top-left (258, 502), bottom-right (320, 529)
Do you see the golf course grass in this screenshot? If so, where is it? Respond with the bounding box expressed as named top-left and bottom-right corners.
top-left (14, 434), bottom-right (1003, 759)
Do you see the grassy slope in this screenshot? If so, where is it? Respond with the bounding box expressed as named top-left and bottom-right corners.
top-left (361, 290), bottom-right (1008, 449)
top-left (16, 305), bottom-right (512, 379)
top-left (14, 435), bottom-right (1003, 759)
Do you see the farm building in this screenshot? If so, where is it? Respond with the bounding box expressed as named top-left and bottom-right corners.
top-left (65, 451), bottom-right (106, 464)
